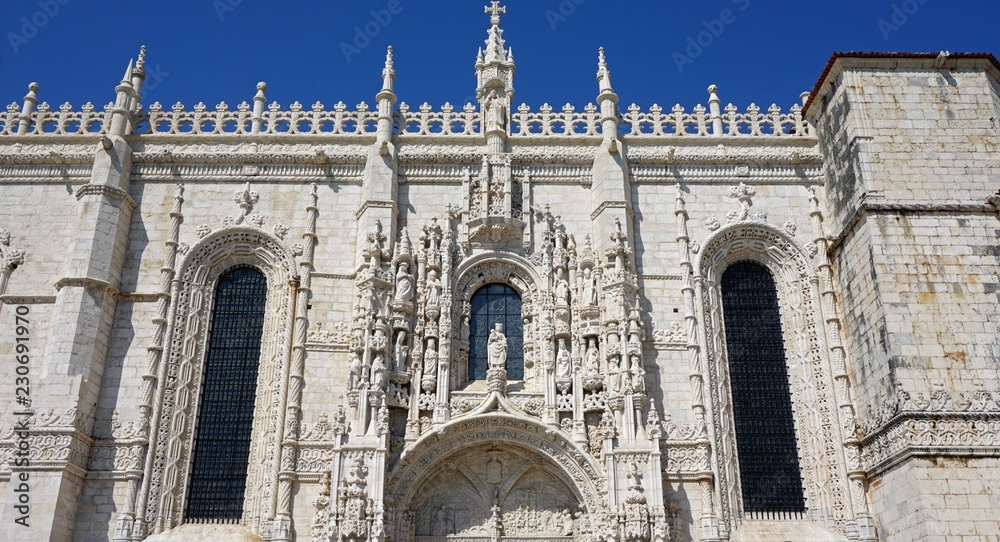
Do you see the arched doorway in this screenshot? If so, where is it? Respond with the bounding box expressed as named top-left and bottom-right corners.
top-left (388, 415), bottom-right (606, 542)
top-left (412, 445), bottom-right (578, 539)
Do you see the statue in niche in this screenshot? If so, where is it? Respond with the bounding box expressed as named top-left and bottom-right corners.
top-left (608, 356), bottom-right (622, 393)
top-left (556, 339), bottom-right (571, 379)
top-left (487, 323), bottom-right (508, 370)
top-left (484, 89), bottom-right (506, 132)
top-left (585, 338), bottom-right (600, 375)
top-left (393, 330), bottom-right (409, 372)
top-left (394, 262), bottom-right (414, 302)
top-left (460, 315), bottom-right (470, 343)
top-left (582, 268), bottom-right (598, 306)
top-left (371, 353), bottom-right (387, 389)
top-left (348, 352), bottom-right (363, 390)
top-left (426, 270), bottom-right (442, 306)
top-left (555, 278), bottom-right (569, 306)
top-left (630, 355), bottom-right (645, 392)
top-left (423, 338), bottom-right (438, 375)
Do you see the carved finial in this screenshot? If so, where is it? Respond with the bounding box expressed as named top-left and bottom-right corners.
top-left (485, 1), bottom-right (506, 26)
top-left (598, 47), bottom-right (607, 69)
top-left (135, 45), bottom-right (147, 75)
top-left (381, 46), bottom-right (395, 92)
top-left (254, 82), bottom-right (267, 103)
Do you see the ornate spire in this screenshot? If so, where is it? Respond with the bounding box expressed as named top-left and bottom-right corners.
top-left (381, 46), bottom-right (395, 93)
top-left (134, 45), bottom-right (147, 77)
top-left (597, 47), bottom-right (614, 96)
top-left (476, 2), bottom-right (514, 102)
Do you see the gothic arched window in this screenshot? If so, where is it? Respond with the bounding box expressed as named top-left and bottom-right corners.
top-left (185, 267), bottom-right (268, 521)
top-left (469, 283), bottom-right (523, 380)
top-left (720, 261), bottom-right (806, 514)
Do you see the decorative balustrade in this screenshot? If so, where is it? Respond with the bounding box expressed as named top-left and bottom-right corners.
top-left (135, 100), bottom-right (379, 135)
top-left (1, 101), bottom-right (110, 135)
top-left (618, 102), bottom-right (811, 137)
top-left (510, 103), bottom-right (602, 137)
top-left (1, 99), bottom-right (811, 138)
top-left (396, 102), bottom-right (480, 136)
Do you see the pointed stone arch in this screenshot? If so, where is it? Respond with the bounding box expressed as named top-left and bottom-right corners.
top-left (386, 414), bottom-right (608, 542)
top-left (144, 227), bottom-right (296, 536)
top-left (694, 222), bottom-right (851, 535)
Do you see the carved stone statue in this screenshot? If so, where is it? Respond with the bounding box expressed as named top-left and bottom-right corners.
top-left (608, 355), bottom-right (622, 393)
top-left (630, 355), bottom-right (645, 392)
top-left (394, 263), bottom-right (414, 302)
top-left (433, 504), bottom-right (452, 536)
top-left (393, 330), bottom-right (409, 371)
top-left (423, 338), bottom-right (438, 375)
top-left (426, 270), bottom-right (442, 306)
top-left (484, 89), bottom-right (506, 132)
top-left (348, 352), bottom-right (363, 390)
top-left (560, 508), bottom-right (575, 536)
top-left (583, 268), bottom-right (598, 306)
top-left (555, 278), bottom-right (569, 306)
top-left (487, 323), bottom-right (508, 370)
top-left (585, 338), bottom-right (600, 375)
top-left (371, 353), bottom-right (387, 389)
top-left (556, 339), bottom-right (571, 379)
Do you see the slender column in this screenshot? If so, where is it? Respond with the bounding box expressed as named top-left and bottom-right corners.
top-left (271, 184), bottom-right (319, 541)
top-left (121, 184), bottom-right (183, 542)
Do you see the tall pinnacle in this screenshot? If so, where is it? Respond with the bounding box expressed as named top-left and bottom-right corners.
top-left (482, 2), bottom-right (511, 65)
top-left (475, 2), bottom-right (514, 102)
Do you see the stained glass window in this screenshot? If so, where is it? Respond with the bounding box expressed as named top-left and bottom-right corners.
top-left (185, 267), bottom-right (267, 521)
top-left (469, 283), bottom-right (523, 380)
top-left (721, 261), bottom-right (806, 514)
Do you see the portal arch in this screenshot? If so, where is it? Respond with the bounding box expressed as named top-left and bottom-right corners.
top-left (387, 414), bottom-right (608, 542)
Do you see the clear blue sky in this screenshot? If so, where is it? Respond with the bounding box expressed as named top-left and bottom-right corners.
top-left (1, 0), bottom-right (998, 113)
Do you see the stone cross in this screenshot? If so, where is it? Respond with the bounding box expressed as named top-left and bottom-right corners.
top-left (485, 1), bottom-right (506, 26)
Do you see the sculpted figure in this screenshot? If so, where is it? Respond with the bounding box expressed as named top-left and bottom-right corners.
top-left (583, 268), bottom-right (598, 306)
top-left (484, 89), bottom-right (506, 132)
top-left (394, 263), bottom-right (414, 302)
top-left (426, 270), bottom-right (442, 306)
top-left (487, 323), bottom-right (508, 370)
top-left (434, 505), bottom-right (452, 536)
top-left (555, 278), bottom-right (569, 306)
top-left (585, 338), bottom-right (600, 375)
top-left (423, 338), bottom-right (438, 375)
top-left (556, 339), bottom-right (571, 378)
top-left (393, 330), bottom-right (409, 371)
top-left (608, 356), bottom-right (622, 393)
top-left (348, 352), bottom-right (363, 390)
top-left (371, 353), bottom-right (387, 389)
top-left (561, 509), bottom-right (575, 536)
top-left (630, 355), bottom-right (645, 391)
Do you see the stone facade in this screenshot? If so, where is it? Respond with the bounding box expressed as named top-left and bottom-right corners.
top-left (0, 6), bottom-right (998, 542)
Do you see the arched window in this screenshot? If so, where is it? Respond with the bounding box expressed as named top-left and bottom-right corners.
top-left (720, 261), bottom-right (805, 514)
top-left (469, 283), bottom-right (523, 380)
top-left (185, 267), bottom-right (268, 521)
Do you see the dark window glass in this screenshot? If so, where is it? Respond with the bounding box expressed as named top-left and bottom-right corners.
top-left (721, 261), bottom-right (806, 513)
top-left (185, 267), bottom-right (267, 521)
top-left (468, 283), bottom-right (523, 380)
